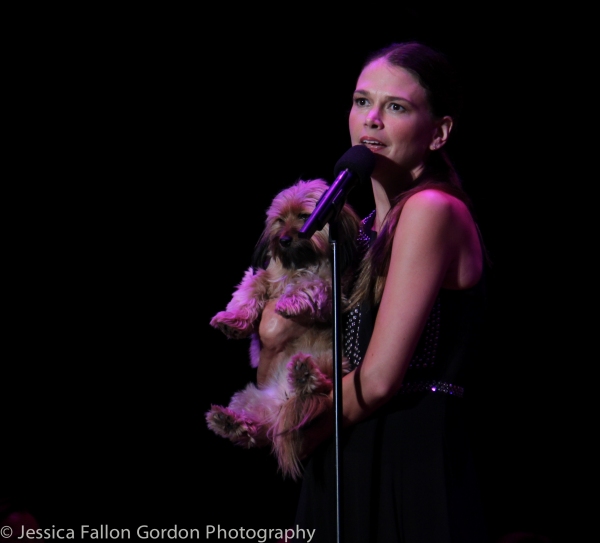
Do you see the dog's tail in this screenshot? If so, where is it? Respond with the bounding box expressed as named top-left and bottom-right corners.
top-left (269, 389), bottom-right (332, 481)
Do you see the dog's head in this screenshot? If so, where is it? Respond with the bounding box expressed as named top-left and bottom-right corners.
top-left (251, 179), bottom-right (362, 274)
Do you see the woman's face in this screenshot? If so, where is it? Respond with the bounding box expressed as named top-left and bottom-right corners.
top-left (349, 58), bottom-right (443, 181)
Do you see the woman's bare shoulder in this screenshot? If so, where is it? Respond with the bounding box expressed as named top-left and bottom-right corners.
top-left (399, 189), bottom-right (469, 231)
top-left (403, 188), bottom-right (466, 211)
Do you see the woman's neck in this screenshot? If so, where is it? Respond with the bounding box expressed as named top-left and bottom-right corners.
top-left (370, 164), bottom-right (425, 232)
top-left (371, 183), bottom-right (391, 233)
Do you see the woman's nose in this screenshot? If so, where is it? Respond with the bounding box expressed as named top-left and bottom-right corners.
top-left (364, 109), bottom-right (382, 128)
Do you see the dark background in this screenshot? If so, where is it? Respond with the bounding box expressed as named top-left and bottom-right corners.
top-left (5, 6), bottom-right (586, 543)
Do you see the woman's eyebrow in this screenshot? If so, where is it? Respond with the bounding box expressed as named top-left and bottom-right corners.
top-left (353, 89), bottom-right (411, 103)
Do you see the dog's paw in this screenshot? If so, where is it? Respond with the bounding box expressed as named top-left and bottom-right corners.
top-left (205, 405), bottom-right (257, 448)
top-left (210, 311), bottom-right (255, 339)
top-left (274, 296), bottom-right (308, 320)
top-left (275, 284), bottom-right (332, 322)
top-left (287, 354), bottom-right (332, 396)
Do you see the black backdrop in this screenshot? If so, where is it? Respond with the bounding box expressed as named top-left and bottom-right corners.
top-left (5, 7), bottom-right (585, 543)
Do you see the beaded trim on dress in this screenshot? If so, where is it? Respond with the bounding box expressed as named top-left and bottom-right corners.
top-left (343, 210), bottom-right (374, 369)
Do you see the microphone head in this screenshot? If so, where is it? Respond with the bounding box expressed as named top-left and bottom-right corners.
top-left (333, 145), bottom-right (376, 184)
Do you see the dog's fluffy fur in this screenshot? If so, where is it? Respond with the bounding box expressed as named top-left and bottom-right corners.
top-left (206, 179), bottom-right (362, 480)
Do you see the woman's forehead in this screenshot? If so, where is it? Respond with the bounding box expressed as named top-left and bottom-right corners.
top-left (356, 59), bottom-right (426, 103)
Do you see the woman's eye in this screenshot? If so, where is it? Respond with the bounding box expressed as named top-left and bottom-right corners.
top-left (390, 103), bottom-right (406, 112)
top-left (299, 213), bottom-right (311, 221)
top-left (354, 97), bottom-right (368, 107)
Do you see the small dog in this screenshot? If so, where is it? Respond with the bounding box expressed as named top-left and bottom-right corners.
top-left (206, 179), bottom-right (363, 480)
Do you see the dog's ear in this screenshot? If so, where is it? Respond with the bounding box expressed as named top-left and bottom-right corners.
top-left (251, 235), bottom-right (271, 271)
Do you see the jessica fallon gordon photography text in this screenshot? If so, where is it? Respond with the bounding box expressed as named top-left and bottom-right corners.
top-left (4, 524), bottom-right (317, 541)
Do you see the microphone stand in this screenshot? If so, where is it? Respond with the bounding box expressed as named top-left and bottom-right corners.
top-left (329, 218), bottom-right (344, 543)
top-left (298, 146), bottom-right (374, 542)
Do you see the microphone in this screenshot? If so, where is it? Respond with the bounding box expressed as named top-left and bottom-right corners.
top-left (299, 145), bottom-right (375, 239)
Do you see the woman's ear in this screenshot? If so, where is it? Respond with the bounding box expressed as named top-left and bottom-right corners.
top-left (430, 115), bottom-right (453, 150)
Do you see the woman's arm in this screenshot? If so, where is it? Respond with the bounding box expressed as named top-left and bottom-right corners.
top-left (340, 189), bottom-right (463, 422)
top-left (300, 189), bottom-right (475, 455)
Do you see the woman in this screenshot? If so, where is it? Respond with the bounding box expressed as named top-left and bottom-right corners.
top-left (261, 41), bottom-right (490, 542)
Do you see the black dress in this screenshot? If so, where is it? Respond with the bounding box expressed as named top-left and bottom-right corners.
top-left (292, 212), bottom-right (490, 543)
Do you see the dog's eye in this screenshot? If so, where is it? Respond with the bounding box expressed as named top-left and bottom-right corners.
top-left (298, 214), bottom-right (311, 221)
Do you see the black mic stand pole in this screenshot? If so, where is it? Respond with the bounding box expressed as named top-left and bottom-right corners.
top-left (329, 217), bottom-right (344, 543)
top-left (298, 145), bottom-right (375, 543)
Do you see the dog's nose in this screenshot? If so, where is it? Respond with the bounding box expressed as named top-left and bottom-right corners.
top-left (279, 235), bottom-right (292, 248)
